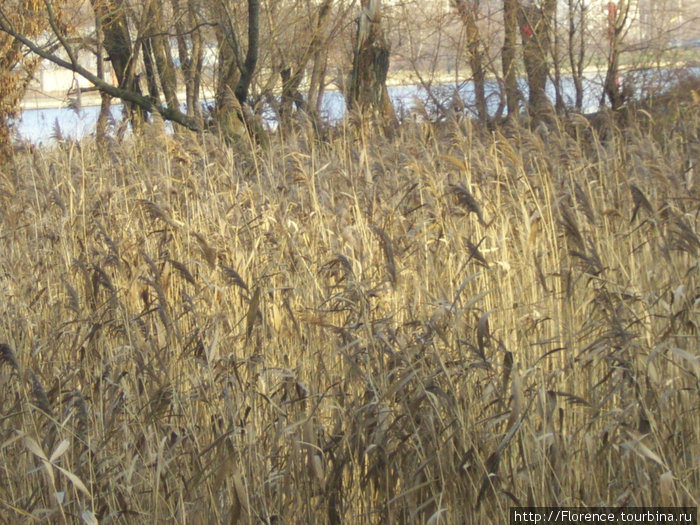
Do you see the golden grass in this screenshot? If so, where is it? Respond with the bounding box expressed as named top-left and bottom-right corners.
top-left (1, 103), bottom-right (698, 523)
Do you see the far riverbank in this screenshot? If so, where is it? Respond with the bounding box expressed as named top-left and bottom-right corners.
top-left (23, 61), bottom-right (691, 111)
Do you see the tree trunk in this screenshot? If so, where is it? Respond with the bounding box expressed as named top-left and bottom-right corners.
top-left (307, 0), bottom-right (332, 120)
top-left (502, 0), bottom-right (519, 118)
top-left (0, 0), bottom-right (45, 155)
top-left (603, 1), bottom-right (628, 110)
top-left (171, 0), bottom-right (203, 125)
top-left (146, 0), bottom-right (179, 113)
top-left (567, 0), bottom-right (585, 111)
top-left (141, 38), bottom-right (161, 102)
top-left (279, 0), bottom-right (332, 126)
top-left (280, 67), bottom-right (306, 121)
top-left (90, 0), bottom-right (145, 127)
top-left (453, 0), bottom-right (488, 124)
top-left (213, 0), bottom-right (260, 138)
top-left (94, 17), bottom-right (111, 143)
top-left (551, 1), bottom-right (565, 113)
top-left (348, 0), bottom-right (396, 127)
top-left (308, 45), bottom-right (329, 117)
top-left (234, 0), bottom-right (260, 105)
top-left (519, 0), bottom-right (556, 123)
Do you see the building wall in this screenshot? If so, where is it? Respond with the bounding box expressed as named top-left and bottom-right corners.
top-left (35, 68), bottom-right (94, 93)
top-left (29, 49), bottom-right (115, 95)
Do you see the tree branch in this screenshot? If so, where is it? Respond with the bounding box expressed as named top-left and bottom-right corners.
top-left (0, 14), bottom-right (202, 132)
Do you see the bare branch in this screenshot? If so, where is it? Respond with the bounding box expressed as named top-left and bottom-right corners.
top-left (0, 15), bottom-right (202, 131)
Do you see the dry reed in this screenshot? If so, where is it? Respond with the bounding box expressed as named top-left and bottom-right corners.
top-left (0, 99), bottom-right (698, 523)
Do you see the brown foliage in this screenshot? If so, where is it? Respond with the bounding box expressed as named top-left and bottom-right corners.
top-left (0, 0), bottom-right (46, 155)
top-left (0, 0), bottom-right (45, 155)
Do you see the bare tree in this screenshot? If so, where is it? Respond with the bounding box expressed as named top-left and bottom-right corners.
top-left (213, 0), bottom-right (259, 106)
top-left (519, 0), bottom-right (557, 122)
top-left (502, 0), bottom-right (520, 118)
top-left (144, 0), bottom-right (180, 113)
top-left (211, 0), bottom-right (261, 138)
top-left (170, 0), bottom-right (205, 126)
top-left (3, 0), bottom-right (698, 151)
top-left (603, 1), bottom-right (630, 110)
top-left (308, 0), bottom-right (350, 118)
top-left (452, 0), bottom-right (489, 124)
top-left (0, 1), bottom-right (202, 131)
top-left (567, 0), bottom-right (586, 111)
top-left (348, 0), bottom-right (396, 126)
top-left (266, 0), bottom-right (333, 128)
top-left (90, 0), bottom-right (146, 126)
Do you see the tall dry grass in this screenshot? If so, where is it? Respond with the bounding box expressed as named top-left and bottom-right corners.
top-left (1, 98), bottom-right (698, 523)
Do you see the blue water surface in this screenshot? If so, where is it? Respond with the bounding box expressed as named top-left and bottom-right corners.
top-left (15, 67), bottom-right (694, 145)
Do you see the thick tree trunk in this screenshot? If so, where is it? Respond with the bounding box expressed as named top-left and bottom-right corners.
top-left (234, 0), bottom-right (260, 105)
top-left (308, 47), bottom-right (328, 117)
top-left (213, 0), bottom-right (260, 139)
top-left (90, 0), bottom-right (145, 127)
top-left (348, 0), bottom-right (396, 127)
top-left (519, 0), bottom-right (556, 123)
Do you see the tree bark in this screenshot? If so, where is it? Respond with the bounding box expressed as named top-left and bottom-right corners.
top-left (94, 15), bottom-right (112, 142)
top-left (603, 1), bottom-right (628, 110)
top-left (279, 0), bottom-right (332, 125)
top-left (90, 0), bottom-right (146, 126)
top-left (213, 0), bottom-right (260, 138)
top-left (502, 0), bottom-right (520, 118)
top-left (348, 0), bottom-right (396, 127)
top-left (235, 0), bottom-right (260, 105)
top-left (519, 0), bottom-right (556, 123)
top-left (567, 0), bottom-right (585, 111)
top-left (146, 0), bottom-right (179, 113)
top-left (453, 0), bottom-right (488, 124)
top-left (171, 0), bottom-right (203, 125)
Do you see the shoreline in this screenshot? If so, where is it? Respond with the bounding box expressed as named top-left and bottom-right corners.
top-left (20, 62), bottom-right (695, 112)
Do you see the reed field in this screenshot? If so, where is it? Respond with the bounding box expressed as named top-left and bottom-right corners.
top-left (1, 90), bottom-right (699, 523)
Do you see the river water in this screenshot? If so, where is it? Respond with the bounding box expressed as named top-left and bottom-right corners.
top-left (14, 68), bottom-right (684, 144)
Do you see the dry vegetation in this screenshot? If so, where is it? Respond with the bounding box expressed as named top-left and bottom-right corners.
top-left (1, 94), bottom-right (699, 523)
